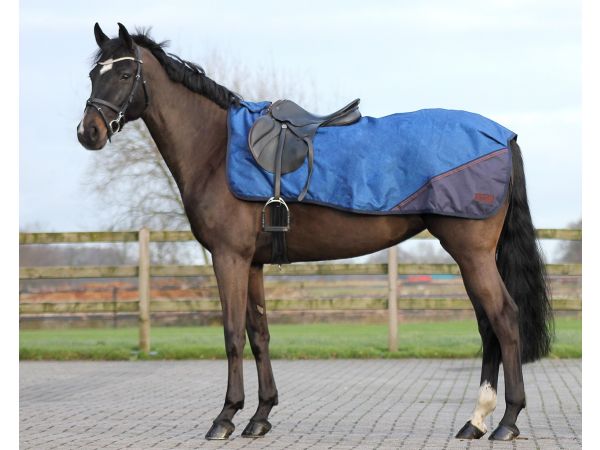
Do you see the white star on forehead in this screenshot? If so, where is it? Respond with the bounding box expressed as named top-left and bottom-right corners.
top-left (99, 63), bottom-right (113, 75)
top-left (97, 56), bottom-right (141, 75)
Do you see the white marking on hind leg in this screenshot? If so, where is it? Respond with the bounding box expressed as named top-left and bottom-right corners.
top-left (469, 381), bottom-right (497, 433)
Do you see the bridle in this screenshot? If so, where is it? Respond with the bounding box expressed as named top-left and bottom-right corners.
top-left (86, 46), bottom-right (150, 140)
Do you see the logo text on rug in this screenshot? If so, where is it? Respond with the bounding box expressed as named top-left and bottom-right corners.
top-left (474, 193), bottom-right (495, 204)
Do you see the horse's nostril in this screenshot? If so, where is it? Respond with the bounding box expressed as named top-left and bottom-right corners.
top-left (89, 125), bottom-right (98, 140)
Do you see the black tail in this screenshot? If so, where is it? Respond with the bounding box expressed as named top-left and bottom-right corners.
top-left (493, 140), bottom-right (554, 363)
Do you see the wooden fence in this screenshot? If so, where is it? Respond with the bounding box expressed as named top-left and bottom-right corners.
top-left (19, 229), bottom-right (581, 352)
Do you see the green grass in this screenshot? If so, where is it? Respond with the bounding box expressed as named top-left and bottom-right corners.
top-left (19, 318), bottom-right (581, 360)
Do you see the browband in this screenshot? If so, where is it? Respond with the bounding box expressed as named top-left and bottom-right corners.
top-left (98, 56), bottom-right (143, 66)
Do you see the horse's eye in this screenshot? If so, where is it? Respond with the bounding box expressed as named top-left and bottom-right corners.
top-left (121, 73), bottom-right (131, 80)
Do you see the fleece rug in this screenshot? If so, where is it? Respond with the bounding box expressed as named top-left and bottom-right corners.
top-left (226, 101), bottom-right (515, 219)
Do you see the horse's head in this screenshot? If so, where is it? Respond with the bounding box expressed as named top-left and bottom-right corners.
top-left (77, 23), bottom-right (149, 150)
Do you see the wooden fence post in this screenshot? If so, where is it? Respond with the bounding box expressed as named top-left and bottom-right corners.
top-left (388, 245), bottom-right (398, 352)
top-left (138, 227), bottom-right (151, 354)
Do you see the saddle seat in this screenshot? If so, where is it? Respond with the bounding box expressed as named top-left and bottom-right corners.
top-left (269, 98), bottom-right (361, 128)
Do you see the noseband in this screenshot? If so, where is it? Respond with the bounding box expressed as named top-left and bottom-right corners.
top-left (86, 46), bottom-right (149, 140)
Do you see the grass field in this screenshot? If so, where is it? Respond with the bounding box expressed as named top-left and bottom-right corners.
top-left (19, 317), bottom-right (581, 360)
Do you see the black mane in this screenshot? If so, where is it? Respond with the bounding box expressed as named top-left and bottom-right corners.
top-left (94, 29), bottom-right (241, 109)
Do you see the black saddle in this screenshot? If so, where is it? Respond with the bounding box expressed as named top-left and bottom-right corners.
top-left (248, 98), bottom-right (361, 205)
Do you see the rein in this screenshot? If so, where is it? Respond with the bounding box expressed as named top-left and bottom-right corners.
top-left (86, 46), bottom-right (149, 140)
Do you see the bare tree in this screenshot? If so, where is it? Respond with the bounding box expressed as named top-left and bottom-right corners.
top-left (84, 121), bottom-right (186, 231)
top-left (83, 49), bottom-right (328, 264)
top-left (82, 120), bottom-right (199, 264)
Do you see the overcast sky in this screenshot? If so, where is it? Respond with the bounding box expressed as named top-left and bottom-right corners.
top-left (20, 0), bottom-right (580, 231)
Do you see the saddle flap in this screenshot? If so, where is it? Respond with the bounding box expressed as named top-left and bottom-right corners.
top-left (248, 115), bottom-right (309, 174)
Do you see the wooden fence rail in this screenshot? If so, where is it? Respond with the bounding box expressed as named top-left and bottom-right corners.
top-left (19, 262), bottom-right (582, 280)
top-left (19, 229), bottom-right (581, 353)
top-left (19, 228), bottom-right (583, 244)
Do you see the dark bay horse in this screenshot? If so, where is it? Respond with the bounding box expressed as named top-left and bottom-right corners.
top-left (77, 23), bottom-right (553, 442)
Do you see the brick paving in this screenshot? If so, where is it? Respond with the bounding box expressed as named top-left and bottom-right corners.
top-left (20, 359), bottom-right (581, 449)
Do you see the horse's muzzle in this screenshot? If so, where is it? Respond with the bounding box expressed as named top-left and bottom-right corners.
top-left (77, 114), bottom-right (108, 151)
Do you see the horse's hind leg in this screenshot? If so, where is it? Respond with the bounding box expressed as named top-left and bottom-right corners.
top-left (458, 263), bottom-right (525, 440)
top-left (242, 264), bottom-right (278, 438)
top-left (426, 213), bottom-right (525, 441)
top-left (455, 302), bottom-right (501, 439)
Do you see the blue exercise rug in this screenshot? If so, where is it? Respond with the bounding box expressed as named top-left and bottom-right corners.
top-left (226, 101), bottom-right (516, 219)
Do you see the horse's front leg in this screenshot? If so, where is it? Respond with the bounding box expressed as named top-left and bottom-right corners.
top-left (205, 251), bottom-right (252, 440)
top-left (242, 264), bottom-right (278, 438)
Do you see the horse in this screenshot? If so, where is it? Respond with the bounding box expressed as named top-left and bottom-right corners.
top-left (77, 23), bottom-right (553, 442)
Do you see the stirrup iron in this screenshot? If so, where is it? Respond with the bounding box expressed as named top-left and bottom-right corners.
top-left (262, 197), bottom-right (290, 232)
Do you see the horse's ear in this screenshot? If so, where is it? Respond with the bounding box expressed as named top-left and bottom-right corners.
top-left (117, 23), bottom-right (133, 51)
top-left (94, 22), bottom-right (109, 48)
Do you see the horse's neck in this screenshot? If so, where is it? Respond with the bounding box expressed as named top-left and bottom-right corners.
top-left (140, 63), bottom-right (228, 197)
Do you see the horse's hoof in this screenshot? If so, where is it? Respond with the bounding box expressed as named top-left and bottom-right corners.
top-left (455, 421), bottom-right (486, 439)
top-left (241, 419), bottom-right (272, 438)
top-left (205, 419), bottom-right (235, 440)
top-left (489, 423), bottom-right (520, 441)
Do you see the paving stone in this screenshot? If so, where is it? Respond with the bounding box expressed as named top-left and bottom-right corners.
top-left (20, 359), bottom-right (581, 449)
